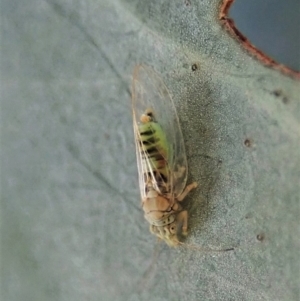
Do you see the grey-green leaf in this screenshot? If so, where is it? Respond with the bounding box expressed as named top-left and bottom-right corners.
top-left (1, 0), bottom-right (299, 301)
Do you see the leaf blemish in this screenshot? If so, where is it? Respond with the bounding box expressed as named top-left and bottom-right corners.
top-left (272, 89), bottom-right (283, 97)
top-left (191, 63), bottom-right (199, 71)
top-left (244, 138), bottom-right (252, 148)
top-left (256, 233), bottom-right (265, 242)
top-left (271, 89), bottom-right (289, 104)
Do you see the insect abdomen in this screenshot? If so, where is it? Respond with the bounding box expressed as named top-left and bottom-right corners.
top-left (138, 121), bottom-right (170, 185)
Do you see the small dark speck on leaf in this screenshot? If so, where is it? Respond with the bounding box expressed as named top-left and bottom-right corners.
top-left (245, 212), bottom-right (253, 219)
top-left (244, 138), bottom-right (252, 148)
top-left (272, 89), bottom-right (282, 97)
top-left (191, 63), bottom-right (199, 71)
top-left (184, 0), bottom-right (191, 6)
top-left (256, 233), bottom-right (265, 242)
top-left (282, 97), bottom-right (289, 104)
top-left (271, 89), bottom-right (289, 104)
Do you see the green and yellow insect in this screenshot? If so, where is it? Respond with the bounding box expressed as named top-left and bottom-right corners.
top-left (132, 64), bottom-right (197, 246)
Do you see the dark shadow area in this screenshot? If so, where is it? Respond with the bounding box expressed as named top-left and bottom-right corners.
top-left (228, 0), bottom-right (300, 72)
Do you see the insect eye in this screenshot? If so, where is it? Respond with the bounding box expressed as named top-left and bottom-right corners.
top-left (170, 225), bottom-right (176, 234)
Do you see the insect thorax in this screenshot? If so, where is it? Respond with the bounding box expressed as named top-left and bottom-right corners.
top-left (142, 187), bottom-right (177, 227)
top-left (145, 211), bottom-right (176, 227)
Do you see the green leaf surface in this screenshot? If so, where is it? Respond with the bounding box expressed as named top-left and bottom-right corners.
top-left (1, 0), bottom-right (299, 300)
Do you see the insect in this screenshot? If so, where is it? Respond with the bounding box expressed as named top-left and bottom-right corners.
top-left (131, 64), bottom-right (197, 247)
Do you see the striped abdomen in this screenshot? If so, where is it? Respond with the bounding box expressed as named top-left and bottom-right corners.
top-left (138, 121), bottom-right (170, 192)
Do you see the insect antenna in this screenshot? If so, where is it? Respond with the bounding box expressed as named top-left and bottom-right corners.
top-left (136, 240), bottom-right (162, 293)
top-left (176, 241), bottom-right (235, 252)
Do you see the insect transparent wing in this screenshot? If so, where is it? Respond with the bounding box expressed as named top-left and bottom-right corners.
top-left (132, 66), bottom-right (171, 199)
top-left (132, 121), bottom-right (148, 200)
top-left (131, 64), bottom-right (188, 198)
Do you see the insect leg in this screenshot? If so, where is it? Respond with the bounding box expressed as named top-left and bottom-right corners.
top-left (176, 210), bottom-right (188, 236)
top-left (177, 182), bottom-right (198, 202)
